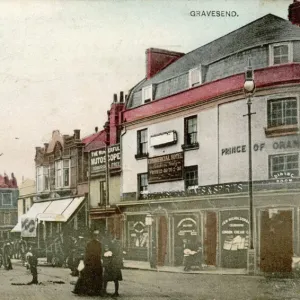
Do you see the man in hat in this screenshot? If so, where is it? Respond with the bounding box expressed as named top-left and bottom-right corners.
top-left (73, 229), bottom-right (103, 296)
top-left (27, 245), bottom-right (38, 285)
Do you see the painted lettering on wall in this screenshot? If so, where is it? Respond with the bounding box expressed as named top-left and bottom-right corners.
top-left (221, 145), bottom-right (246, 155)
top-left (273, 140), bottom-right (300, 150)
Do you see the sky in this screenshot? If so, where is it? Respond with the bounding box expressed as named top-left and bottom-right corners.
top-left (0, 0), bottom-right (290, 183)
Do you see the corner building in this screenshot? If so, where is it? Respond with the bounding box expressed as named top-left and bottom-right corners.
top-left (119, 14), bottom-right (300, 274)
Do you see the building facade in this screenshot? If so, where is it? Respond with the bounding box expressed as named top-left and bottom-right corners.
top-left (0, 173), bottom-right (18, 239)
top-left (20, 129), bottom-right (89, 253)
top-left (118, 14), bottom-right (300, 273)
top-left (84, 93), bottom-right (125, 238)
top-left (11, 178), bottom-right (36, 236)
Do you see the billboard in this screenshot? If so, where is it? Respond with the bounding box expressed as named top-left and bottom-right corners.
top-left (90, 144), bottom-right (121, 174)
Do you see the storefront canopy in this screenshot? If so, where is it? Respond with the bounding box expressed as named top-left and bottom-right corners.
top-left (17, 196), bottom-right (85, 224)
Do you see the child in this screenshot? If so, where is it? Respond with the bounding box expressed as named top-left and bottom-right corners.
top-left (27, 246), bottom-right (38, 285)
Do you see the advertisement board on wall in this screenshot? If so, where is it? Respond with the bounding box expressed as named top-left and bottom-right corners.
top-left (90, 144), bottom-right (121, 174)
top-left (148, 152), bottom-right (184, 183)
top-left (21, 216), bottom-right (36, 237)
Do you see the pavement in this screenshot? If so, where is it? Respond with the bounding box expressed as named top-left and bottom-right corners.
top-left (2, 261), bottom-right (300, 299)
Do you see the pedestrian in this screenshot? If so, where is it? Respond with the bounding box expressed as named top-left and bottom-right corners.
top-left (27, 246), bottom-right (38, 285)
top-left (102, 238), bottom-right (123, 297)
top-left (72, 229), bottom-right (103, 296)
top-left (3, 239), bottom-right (13, 270)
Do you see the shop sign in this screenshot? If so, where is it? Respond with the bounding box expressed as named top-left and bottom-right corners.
top-left (272, 172), bottom-right (295, 183)
top-left (90, 144), bottom-right (121, 174)
top-left (221, 215), bottom-right (249, 251)
top-left (176, 217), bottom-right (197, 236)
top-left (148, 152), bottom-right (184, 183)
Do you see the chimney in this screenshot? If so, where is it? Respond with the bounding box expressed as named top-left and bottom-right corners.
top-left (120, 91), bottom-right (124, 103)
top-left (35, 147), bottom-right (41, 152)
top-left (113, 94), bottom-right (118, 103)
top-left (44, 143), bottom-right (49, 152)
top-left (74, 129), bottom-right (80, 140)
top-left (146, 48), bottom-right (185, 79)
top-left (95, 126), bottom-right (98, 133)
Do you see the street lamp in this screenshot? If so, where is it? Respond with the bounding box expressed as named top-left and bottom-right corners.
top-left (243, 57), bottom-right (256, 274)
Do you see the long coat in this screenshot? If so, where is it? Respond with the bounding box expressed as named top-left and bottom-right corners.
top-left (74, 239), bottom-right (103, 296)
top-left (103, 240), bottom-right (123, 282)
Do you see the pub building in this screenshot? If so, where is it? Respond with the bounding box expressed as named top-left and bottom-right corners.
top-left (117, 15), bottom-right (300, 274)
top-left (17, 129), bottom-right (89, 258)
top-left (83, 92), bottom-right (125, 238)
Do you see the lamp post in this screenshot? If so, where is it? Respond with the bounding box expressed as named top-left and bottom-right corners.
top-left (243, 57), bottom-right (256, 274)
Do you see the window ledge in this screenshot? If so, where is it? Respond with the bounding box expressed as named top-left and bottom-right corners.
top-left (181, 143), bottom-right (199, 151)
top-left (265, 125), bottom-right (299, 137)
top-left (135, 153), bottom-right (149, 160)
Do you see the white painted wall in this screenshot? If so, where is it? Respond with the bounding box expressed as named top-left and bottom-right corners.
top-left (122, 89), bottom-right (300, 195)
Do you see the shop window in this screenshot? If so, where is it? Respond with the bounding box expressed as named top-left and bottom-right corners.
top-left (189, 66), bottom-right (202, 88)
top-left (128, 219), bottom-right (149, 248)
top-left (182, 116), bottom-right (199, 150)
top-left (138, 173), bottom-right (148, 199)
top-left (184, 166), bottom-right (198, 190)
top-left (266, 97), bottom-right (298, 137)
top-left (269, 153), bottom-right (299, 179)
top-left (135, 129), bottom-right (148, 159)
top-left (269, 43), bottom-right (292, 66)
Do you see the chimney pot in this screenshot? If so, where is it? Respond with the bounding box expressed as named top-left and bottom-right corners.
top-left (113, 94), bottom-right (118, 103)
top-left (120, 91), bottom-right (124, 103)
top-left (44, 143), bottom-right (49, 151)
top-left (74, 129), bottom-right (80, 140)
top-left (95, 127), bottom-right (98, 133)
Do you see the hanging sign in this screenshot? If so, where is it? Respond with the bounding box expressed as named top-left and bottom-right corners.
top-left (21, 217), bottom-right (36, 238)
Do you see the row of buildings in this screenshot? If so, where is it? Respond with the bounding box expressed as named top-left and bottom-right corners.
top-left (10, 14), bottom-right (300, 274)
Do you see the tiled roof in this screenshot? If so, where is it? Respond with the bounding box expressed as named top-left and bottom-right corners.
top-left (127, 14), bottom-right (300, 108)
top-left (82, 130), bottom-right (107, 152)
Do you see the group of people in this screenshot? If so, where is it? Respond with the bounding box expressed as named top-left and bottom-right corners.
top-left (73, 229), bottom-right (123, 297)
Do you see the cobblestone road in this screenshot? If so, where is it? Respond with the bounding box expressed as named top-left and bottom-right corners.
top-left (1, 262), bottom-right (300, 299)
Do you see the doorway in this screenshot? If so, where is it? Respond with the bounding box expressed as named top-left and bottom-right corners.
top-left (204, 211), bottom-right (217, 266)
top-left (260, 209), bottom-right (293, 273)
top-left (157, 216), bottom-right (168, 266)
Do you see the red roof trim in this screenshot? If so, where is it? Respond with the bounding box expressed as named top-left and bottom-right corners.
top-left (123, 63), bottom-right (300, 123)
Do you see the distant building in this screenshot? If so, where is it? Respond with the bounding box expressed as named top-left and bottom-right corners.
top-left (11, 179), bottom-right (36, 236)
top-left (0, 173), bottom-right (19, 239)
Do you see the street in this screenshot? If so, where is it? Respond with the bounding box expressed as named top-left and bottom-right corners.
top-left (1, 262), bottom-right (300, 300)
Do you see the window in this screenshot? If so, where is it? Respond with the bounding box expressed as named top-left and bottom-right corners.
top-left (44, 167), bottom-right (50, 190)
top-left (37, 166), bottom-right (44, 192)
top-left (63, 159), bottom-right (70, 187)
top-left (142, 85), bottom-right (153, 103)
top-left (136, 129), bottom-right (148, 158)
top-left (269, 43), bottom-right (292, 66)
top-left (189, 66), bottom-right (202, 87)
top-left (184, 166), bottom-right (198, 189)
top-left (100, 181), bottom-right (107, 205)
top-left (138, 173), bottom-right (148, 199)
top-left (55, 159), bottom-right (70, 188)
top-left (55, 160), bottom-right (62, 188)
top-left (268, 98), bottom-right (298, 127)
top-left (4, 213), bottom-right (10, 225)
top-left (183, 116), bottom-right (199, 149)
top-left (2, 193), bottom-right (12, 206)
top-left (269, 153), bottom-right (299, 179)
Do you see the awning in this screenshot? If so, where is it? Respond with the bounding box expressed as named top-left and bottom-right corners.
top-left (11, 222), bottom-right (21, 233)
top-left (37, 196), bottom-right (85, 222)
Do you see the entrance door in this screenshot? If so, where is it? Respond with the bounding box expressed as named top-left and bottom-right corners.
top-left (204, 212), bottom-right (217, 266)
top-left (157, 216), bottom-right (168, 266)
top-left (260, 210), bottom-right (293, 273)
